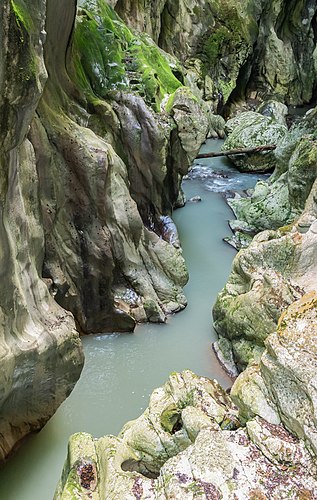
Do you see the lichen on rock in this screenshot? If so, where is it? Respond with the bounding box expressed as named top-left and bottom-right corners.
top-left (55, 369), bottom-right (317, 499)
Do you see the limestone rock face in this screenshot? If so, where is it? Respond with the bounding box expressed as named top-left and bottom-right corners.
top-left (33, 0), bottom-right (206, 331)
top-left (213, 221), bottom-right (317, 370)
top-left (226, 107), bottom-right (317, 244)
top-left (222, 111), bottom-right (288, 172)
top-left (0, 0), bottom-right (84, 461)
top-left (113, 0), bottom-right (317, 111)
top-left (232, 293), bottom-right (317, 456)
top-left (55, 370), bottom-right (317, 499)
top-left (0, 0), bottom-right (210, 462)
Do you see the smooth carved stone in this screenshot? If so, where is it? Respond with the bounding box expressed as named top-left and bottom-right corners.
top-left (0, 1), bottom-right (84, 462)
top-left (55, 370), bottom-right (317, 499)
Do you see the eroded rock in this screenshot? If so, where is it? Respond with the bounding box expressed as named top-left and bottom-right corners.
top-left (55, 369), bottom-right (317, 499)
top-left (232, 293), bottom-right (317, 456)
top-left (0, 0), bottom-right (84, 462)
top-left (222, 111), bottom-right (287, 172)
top-left (213, 221), bottom-right (317, 370)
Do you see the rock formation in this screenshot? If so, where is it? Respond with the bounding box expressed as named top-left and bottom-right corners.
top-left (213, 103), bottom-right (317, 371)
top-left (0, 0), bottom-right (210, 461)
top-left (0, 0), bottom-right (84, 463)
top-left (55, 345), bottom-right (317, 498)
top-left (1, 0), bottom-right (317, 487)
top-left (112, 0), bottom-right (317, 113)
top-left (222, 111), bottom-right (288, 172)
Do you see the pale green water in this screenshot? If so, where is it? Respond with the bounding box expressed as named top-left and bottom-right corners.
top-left (0, 139), bottom-right (263, 498)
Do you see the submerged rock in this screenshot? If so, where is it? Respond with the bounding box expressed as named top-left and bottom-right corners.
top-left (55, 369), bottom-right (317, 499)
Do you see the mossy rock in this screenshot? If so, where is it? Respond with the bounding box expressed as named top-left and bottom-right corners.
top-left (70, 1), bottom-right (182, 111)
top-left (223, 112), bottom-right (288, 172)
top-left (160, 405), bottom-right (182, 434)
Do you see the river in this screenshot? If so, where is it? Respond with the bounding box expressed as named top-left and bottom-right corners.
top-left (0, 139), bottom-right (265, 498)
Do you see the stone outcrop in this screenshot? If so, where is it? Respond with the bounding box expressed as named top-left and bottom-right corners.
top-left (232, 292), bottom-right (317, 456)
top-left (55, 369), bottom-right (317, 499)
top-left (222, 111), bottom-right (288, 172)
top-left (214, 101), bottom-right (317, 371)
top-left (213, 217), bottom-right (317, 371)
top-left (35, 0), bottom-right (212, 331)
top-left (0, 0), bottom-right (212, 461)
top-left (227, 108), bottom-right (317, 242)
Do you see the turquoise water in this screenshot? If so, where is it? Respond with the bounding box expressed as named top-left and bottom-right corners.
top-left (0, 139), bottom-right (262, 498)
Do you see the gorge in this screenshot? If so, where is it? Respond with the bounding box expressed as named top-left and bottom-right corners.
top-left (0, 0), bottom-right (316, 498)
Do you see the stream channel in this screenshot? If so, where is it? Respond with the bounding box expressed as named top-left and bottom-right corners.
top-left (0, 139), bottom-right (266, 498)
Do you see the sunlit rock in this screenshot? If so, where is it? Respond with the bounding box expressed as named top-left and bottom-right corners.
top-left (55, 369), bottom-right (317, 499)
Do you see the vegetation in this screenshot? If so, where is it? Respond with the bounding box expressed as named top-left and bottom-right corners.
top-left (71, 0), bottom-right (183, 111)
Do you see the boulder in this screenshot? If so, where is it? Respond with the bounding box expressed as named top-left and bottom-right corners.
top-left (227, 108), bottom-right (317, 242)
top-left (222, 111), bottom-right (287, 172)
top-left (256, 100), bottom-right (288, 126)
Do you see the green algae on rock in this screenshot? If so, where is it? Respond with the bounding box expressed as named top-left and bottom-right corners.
top-left (71, 0), bottom-right (182, 111)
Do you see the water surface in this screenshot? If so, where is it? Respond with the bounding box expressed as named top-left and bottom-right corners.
top-left (0, 139), bottom-right (261, 498)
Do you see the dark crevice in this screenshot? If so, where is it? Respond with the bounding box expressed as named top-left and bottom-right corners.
top-left (121, 459), bottom-right (159, 479)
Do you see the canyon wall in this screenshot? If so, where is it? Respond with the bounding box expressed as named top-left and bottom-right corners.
top-left (1, 0), bottom-right (317, 468)
top-left (0, 0), bottom-right (209, 459)
top-left (112, 0), bottom-right (317, 112)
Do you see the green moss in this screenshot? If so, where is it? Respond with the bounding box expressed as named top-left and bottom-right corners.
top-left (219, 79), bottom-right (236, 102)
top-left (203, 26), bottom-right (230, 68)
top-left (70, 0), bottom-right (182, 110)
top-left (278, 224), bottom-right (293, 234)
top-left (160, 405), bottom-right (181, 433)
top-left (10, 0), bottom-right (33, 31)
top-left (165, 87), bottom-right (198, 114)
top-left (178, 389), bottom-right (195, 409)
